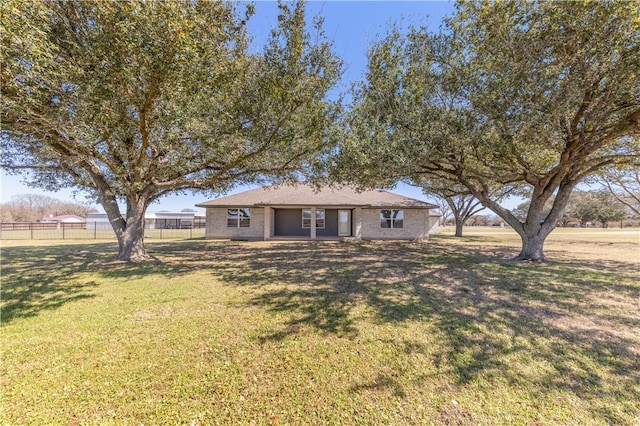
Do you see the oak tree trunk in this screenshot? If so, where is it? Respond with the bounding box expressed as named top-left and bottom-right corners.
top-left (99, 193), bottom-right (151, 262)
top-left (515, 233), bottom-right (546, 262)
top-left (116, 212), bottom-right (149, 261)
top-left (514, 182), bottom-right (577, 261)
top-left (464, 180), bottom-right (577, 262)
top-left (454, 219), bottom-right (464, 237)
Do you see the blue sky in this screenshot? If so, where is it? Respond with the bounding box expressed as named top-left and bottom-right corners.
top-left (3, 1), bottom-right (507, 213)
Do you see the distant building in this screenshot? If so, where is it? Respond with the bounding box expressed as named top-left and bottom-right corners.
top-left (40, 214), bottom-right (86, 224)
top-left (146, 211), bottom-right (198, 229)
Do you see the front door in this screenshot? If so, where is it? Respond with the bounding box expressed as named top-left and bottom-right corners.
top-left (338, 209), bottom-right (351, 236)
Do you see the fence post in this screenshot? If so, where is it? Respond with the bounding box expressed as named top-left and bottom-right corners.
top-left (62, 223), bottom-right (65, 240)
top-left (94, 222), bottom-right (97, 239)
top-left (30, 223), bottom-right (34, 240)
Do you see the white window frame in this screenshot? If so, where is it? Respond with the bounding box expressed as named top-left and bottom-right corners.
top-left (302, 209), bottom-right (325, 229)
top-left (380, 209), bottom-right (404, 229)
top-left (227, 208), bottom-right (251, 228)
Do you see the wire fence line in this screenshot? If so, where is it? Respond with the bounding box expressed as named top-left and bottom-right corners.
top-left (0, 222), bottom-right (206, 240)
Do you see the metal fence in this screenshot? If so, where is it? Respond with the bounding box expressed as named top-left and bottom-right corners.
top-left (0, 222), bottom-right (206, 240)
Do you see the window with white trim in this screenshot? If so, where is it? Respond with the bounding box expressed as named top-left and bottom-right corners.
top-left (380, 209), bottom-right (404, 228)
top-left (227, 208), bottom-right (251, 228)
top-left (302, 209), bottom-right (325, 229)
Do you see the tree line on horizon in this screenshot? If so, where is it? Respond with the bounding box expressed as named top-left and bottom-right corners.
top-left (430, 183), bottom-right (639, 236)
top-left (433, 189), bottom-right (636, 234)
top-left (1, 0), bottom-right (638, 262)
top-left (0, 194), bottom-right (97, 223)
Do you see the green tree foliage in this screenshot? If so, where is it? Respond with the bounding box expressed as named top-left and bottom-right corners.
top-left (592, 192), bottom-right (628, 228)
top-left (569, 191), bottom-right (628, 228)
top-left (336, 0), bottom-right (639, 261)
top-left (1, 0), bottom-right (341, 261)
top-left (570, 193), bottom-right (598, 228)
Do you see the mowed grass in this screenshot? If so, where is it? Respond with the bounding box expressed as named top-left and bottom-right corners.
top-left (1, 229), bottom-right (638, 425)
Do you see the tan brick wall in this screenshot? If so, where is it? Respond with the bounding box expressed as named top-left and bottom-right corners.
top-left (428, 214), bottom-right (440, 233)
top-left (204, 206), bottom-right (434, 241)
top-left (205, 207), bottom-right (265, 240)
top-left (360, 208), bottom-right (429, 240)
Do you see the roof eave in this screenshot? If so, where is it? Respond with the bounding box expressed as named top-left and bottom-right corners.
top-left (197, 203), bottom-right (437, 209)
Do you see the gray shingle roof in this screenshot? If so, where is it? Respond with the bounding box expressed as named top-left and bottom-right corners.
top-left (196, 184), bottom-right (437, 209)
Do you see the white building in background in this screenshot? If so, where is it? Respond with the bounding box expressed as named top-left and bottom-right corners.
top-left (40, 214), bottom-right (86, 224)
top-left (86, 211), bottom-right (206, 230)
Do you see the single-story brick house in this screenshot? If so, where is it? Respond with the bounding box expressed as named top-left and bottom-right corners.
top-left (195, 184), bottom-right (440, 241)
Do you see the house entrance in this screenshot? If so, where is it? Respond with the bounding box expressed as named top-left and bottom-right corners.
top-left (273, 209), bottom-right (344, 238)
top-left (338, 209), bottom-right (351, 237)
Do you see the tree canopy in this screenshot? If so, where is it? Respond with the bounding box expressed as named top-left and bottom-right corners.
top-left (1, 0), bottom-right (341, 260)
top-left (569, 190), bottom-right (628, 228)
top-left (335, 0), bottom-right (639, 261)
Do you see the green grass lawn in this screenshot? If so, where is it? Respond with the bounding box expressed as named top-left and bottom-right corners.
top-left (1, 230), bottom-right (639, 425)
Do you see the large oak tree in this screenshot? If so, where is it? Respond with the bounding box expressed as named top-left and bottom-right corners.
top-left (1, 0), bottom-right (341, 260)
top-left (336, 0), bottom-right (639, 261)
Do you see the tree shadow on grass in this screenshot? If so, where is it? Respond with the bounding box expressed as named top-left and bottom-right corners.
top-left (0, 240), bottom-right (249, 326)
top-left (2, 239), bottom-right (637, 423)
top-left (0, 240), bottom-right (256, 324)
top-left (0, 243), bottom-right (119, 324)
top-left (191, 240), bottom-right (639, 424)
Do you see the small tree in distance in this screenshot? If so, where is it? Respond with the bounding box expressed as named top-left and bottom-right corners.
top-left (418, 179), bottom-right (484, 237)
top-left (570, 191), bottom-right (628, 228)
top-left (428, 194), bottom-right (483, 237)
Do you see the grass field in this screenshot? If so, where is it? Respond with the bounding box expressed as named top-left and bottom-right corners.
top-left (1, 228), bottom-right (639, 425)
